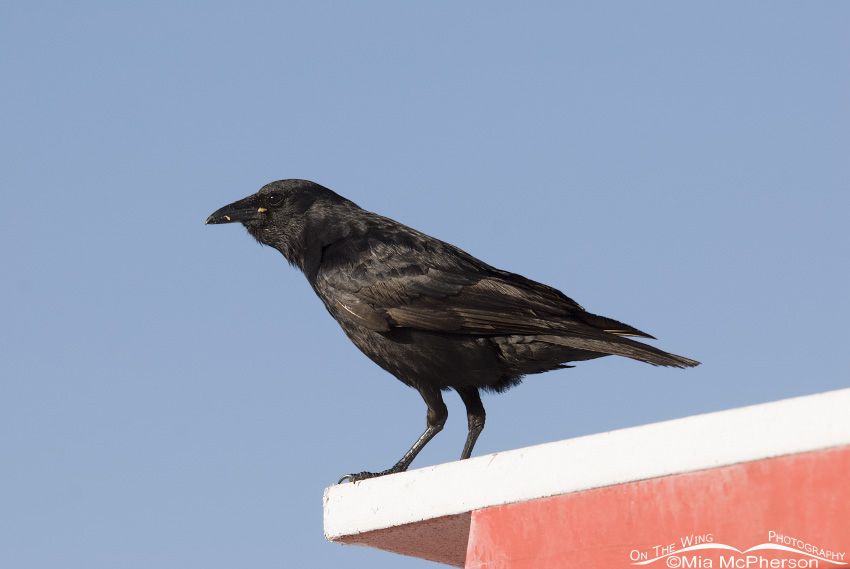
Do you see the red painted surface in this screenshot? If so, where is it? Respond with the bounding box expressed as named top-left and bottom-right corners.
top-left (335, 513), bottom-right (471, 567)
top-left (466, 445), bottom-right (850, 569)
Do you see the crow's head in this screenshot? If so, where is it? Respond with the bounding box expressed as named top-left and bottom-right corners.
top-left (206, 179), bottom-right (354, 271)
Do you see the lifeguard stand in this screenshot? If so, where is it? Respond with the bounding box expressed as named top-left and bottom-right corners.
top-left (324, 388), bottom-right (850, 568)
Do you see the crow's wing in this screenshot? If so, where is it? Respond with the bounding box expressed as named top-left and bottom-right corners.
top-left (314, 234), bottom-right (652, 340)
top-left (315, 233), bottom-right (701, 368)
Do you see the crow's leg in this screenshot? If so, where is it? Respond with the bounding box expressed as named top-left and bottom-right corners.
top-left (456, 386), bottom-right (485, 460)
top-left (338, 384), bottom-right (447, 483)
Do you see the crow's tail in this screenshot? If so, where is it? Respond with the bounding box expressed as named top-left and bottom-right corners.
top-left (539, 333), bottom-right (700, 368)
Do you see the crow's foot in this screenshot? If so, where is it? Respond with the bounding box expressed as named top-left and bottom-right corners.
top-left (337, 467), bottom-right (403, 484)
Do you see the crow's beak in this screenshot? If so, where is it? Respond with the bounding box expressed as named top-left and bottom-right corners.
top-left (206, 201), bottom-right (267, 225)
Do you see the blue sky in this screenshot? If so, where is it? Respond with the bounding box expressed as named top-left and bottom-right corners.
top-left (2, 2), bottom-right (848, 568)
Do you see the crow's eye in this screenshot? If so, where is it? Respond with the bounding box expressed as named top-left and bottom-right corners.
top-left (267, 193), bottom-right (283, 206)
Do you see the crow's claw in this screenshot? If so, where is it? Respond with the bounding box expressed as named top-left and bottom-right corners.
top-left (337, 469), bottom-right (398, 484)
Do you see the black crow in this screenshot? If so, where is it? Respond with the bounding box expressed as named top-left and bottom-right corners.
top-left (206, 179), bottom-right (699, 483)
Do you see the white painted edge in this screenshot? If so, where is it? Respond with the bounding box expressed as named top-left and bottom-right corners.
top-left (324, 387), bottom-right (850, 540)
